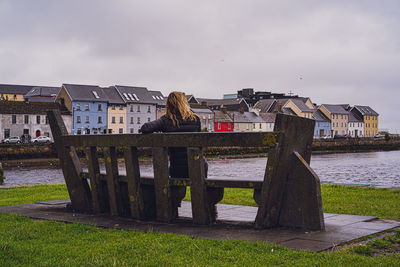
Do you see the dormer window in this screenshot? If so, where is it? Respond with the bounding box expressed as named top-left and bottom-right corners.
top-left (92, 91), bottom-right (100, 99)
top-left (133, 94), bottom-right (139, 101)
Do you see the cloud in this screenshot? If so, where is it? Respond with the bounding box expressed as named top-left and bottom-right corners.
top-left (0, 0), bottom-right (399, 131)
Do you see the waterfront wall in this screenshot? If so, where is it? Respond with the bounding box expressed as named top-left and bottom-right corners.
top-left (1, 138), bottom-right (400, 161)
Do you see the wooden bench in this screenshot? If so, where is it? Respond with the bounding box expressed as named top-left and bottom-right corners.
top-left (47, 110), bottom-right (325, 230)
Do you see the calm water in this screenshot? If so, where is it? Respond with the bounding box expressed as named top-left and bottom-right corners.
top-left (3, 150), bottom-right (400, 187)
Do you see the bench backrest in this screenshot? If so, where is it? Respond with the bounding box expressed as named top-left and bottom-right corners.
top-left (47, 110), bottom-right (325, 230)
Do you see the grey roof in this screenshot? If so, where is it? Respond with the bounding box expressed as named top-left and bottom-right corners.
top-left (281, 107), bottom-right (297, 116)
top-left (312, 109), bottom-right (330, 122)
top-left (103, 87), bottom-right (125, 105)
top-left (62, 84), bottom-right (108, 102)
top-left (320, 104), bottom-right (349, 115)
top-left (258, 112), bottom-right (276, 123)
top-left (289, 99), bottom-right (314, 112)
top-left (349, 110), bottom-right (364, 122)
top-left (228, 111), bottom-right (265, 123)
top-left (213, 110), bottom-right (233, 122)
top-left (0, 84), bottom-right (36, 95)
top-left (148, 90), bottom-right (166, 106)
top-left (197, 98), bottom-right (247, 106)
top-left (254, 99), bottom-right (276, 112)
top-left (0, 101), bottom-right (70, 115)
top-left (24, 86), bottom-right (60, 98)
top-left (353, 105), bottom-right (379, 116)
top-left (190, 103), bottom-right (213, 114)
top-left (114, 85), bottom-right (150, 104)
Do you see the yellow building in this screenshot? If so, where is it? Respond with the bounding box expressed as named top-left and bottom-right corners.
top-left (318, 104), bottom-right (349, 137)
top-left (351, 106), bottom-right (379, 137)
top-left (0, 84), bottom-right (35, 101)
top-left (282, 98), bottom-right (314, 119)
top-left (103, 87), bottom-right (127, 134)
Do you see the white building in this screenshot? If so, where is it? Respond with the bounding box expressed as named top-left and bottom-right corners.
top-left (348, 111), bottom-right (364, 137)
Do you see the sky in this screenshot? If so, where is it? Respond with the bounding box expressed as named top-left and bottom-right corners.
top-left (0, 0), bottom-right (399, 131)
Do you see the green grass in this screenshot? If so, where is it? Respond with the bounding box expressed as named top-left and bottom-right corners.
top-left (0, 184), bottom-right (399, 266)
top-left (0, 213), bottom-right (399, 266)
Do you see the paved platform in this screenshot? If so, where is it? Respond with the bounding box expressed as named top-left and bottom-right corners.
top-left (0, 200), bottom-right (398, 252)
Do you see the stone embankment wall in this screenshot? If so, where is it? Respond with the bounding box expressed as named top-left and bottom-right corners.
top-left (0, 143), bottom-right (57, 160)
top-left (1, 138), bottom-right (400, 161)
top-left (312, 138), bottom-right (400, 152)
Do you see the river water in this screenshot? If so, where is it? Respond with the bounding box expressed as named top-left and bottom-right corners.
top-left (3, 150), bottom-right (400, 187)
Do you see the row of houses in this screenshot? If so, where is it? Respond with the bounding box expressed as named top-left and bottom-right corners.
top-left (0, 83), bottom-right (379, 140)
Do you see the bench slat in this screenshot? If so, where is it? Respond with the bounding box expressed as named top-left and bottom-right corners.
top-left (124, 146), bottom-right (146, 219)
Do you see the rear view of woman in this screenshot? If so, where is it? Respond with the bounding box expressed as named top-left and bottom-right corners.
top-left (140, 91), bottom-right (221, 221)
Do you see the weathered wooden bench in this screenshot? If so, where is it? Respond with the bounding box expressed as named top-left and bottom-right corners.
top-left (47, 110), bottom-right (325, 230)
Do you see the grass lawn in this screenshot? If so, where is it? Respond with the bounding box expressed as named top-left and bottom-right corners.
top-left (0, 184), bottom-right (399, 266)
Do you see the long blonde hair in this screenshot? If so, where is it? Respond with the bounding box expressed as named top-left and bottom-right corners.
top-left (166, 91), bottom-right (199, 127)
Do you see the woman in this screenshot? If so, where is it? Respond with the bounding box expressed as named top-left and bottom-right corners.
top-left (140, 91), bottom-right (206, 178)
top-left (140, 92), bottom-right (220, 221)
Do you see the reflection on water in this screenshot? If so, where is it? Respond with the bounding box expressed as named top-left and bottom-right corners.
top-left (3, 150), bottom-right (400, 187)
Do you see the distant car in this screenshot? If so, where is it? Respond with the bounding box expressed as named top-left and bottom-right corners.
top-left (322, 135), bottom-right (332, 139)
top-left (2, 136), bottom-right (21, 144)
top-left (374, 134), bottom-right (383, 138)
top-left (333, 135), bottom-right (345, 139)
top-left (31, 136), bottom-right (52, 143)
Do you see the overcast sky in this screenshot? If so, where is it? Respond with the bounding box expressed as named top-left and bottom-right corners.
top-left (0, 1), bottom-right (399, 131)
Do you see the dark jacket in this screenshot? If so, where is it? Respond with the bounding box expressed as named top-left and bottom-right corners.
top-left (140, 114), bottom-right (207, 178)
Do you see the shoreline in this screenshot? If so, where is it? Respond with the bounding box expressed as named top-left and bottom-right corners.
top-left (1, 148), bottom-right (399, 169)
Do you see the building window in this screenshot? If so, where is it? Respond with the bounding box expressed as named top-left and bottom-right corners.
top-left (23, 129), bottom-right (29, 135)
top-left (259, 123), bottom-right (262, 129)
top-left (130, 117), bottom-right (134, 124)
top-left (148, 118), bottom-right (151, 122)
top-left (76, 103), bottom-right (81, 111)
top-left (12, 115), bottom-right (17, 124)
top-left (228, 123), bottom-right (231, 130)
top-left (98, 116), bottom-right (102, 124)
top-left (36, 115), bottom-right (41, 124)
top-left (13, 94), bottom-right (17, 100)
top-left (45, 116), bottom-right (49, 124)
top-left (77, 116), bottom-right (81, 123)
top-left (112, 105), bottom-right (115, 110)
top-left (119, 117), bottom-right (123, 123)
top-left (119, 105), bottom-right (123, 110)
top-left (112, 117), bottom-right (116, 124)
top-left (24, 115), bottom-right (29, 124)
top-left (218, 123), bottom-right (221, 130)
top-left (85, 116), bottom-right (90, 123)
top-left (130, 105), bottom-right (133, 112)
top-left (85, 104), bottom-right (90, 111)
top-left (98, 104), bottom-right (102, 111)
top-left (147, 106), bottom-right (151, 113)
top-left (137, 105), bottom-right (141, 112)
top-left (130, 128), bottom-right (134, 133)
top-left (137, 117), bottom-right (141, 124)
top-left (119, 128), bottom-right (123, 134)
top-left (253, 123), bottom-right (256, 129)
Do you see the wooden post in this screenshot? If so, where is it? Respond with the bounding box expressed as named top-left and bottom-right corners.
top-left (124, 146), bottom-right (145, 219)
top-left (152, 147), bottom-right (174, 222)
top-left (85, 146), bottom-right (107, 213)
top-left (187, 147), bottom-right (210, 224)
top-left (47, 109), bottom-right (92, 212)
top-left (255, 113), bottom-right (323, 230)
top-left (103, 146), bottom-right (123, 216)
top-left (278, 152), bottom-right (325, 230)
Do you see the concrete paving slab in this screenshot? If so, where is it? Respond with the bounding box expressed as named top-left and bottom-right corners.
top-left (0, 200), bottom-right (398, 252)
